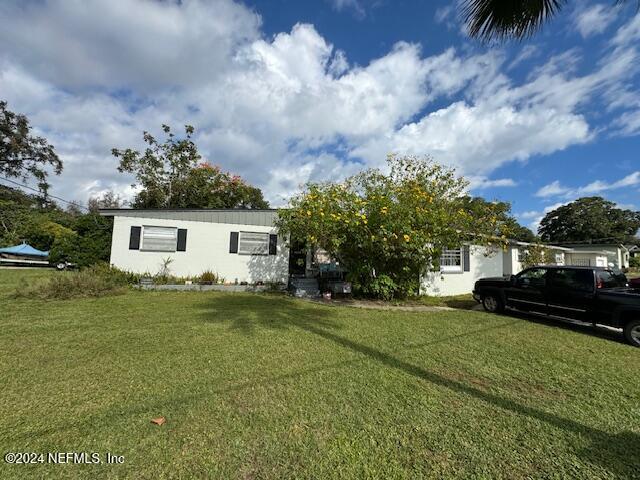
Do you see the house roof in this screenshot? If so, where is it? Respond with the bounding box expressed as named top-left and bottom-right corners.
top-left (557, 243), bottom-right (626, 249)
top-left (0, 242), bottom-right (49, 257)
top-left (98, 208), bottom-right (279, 227)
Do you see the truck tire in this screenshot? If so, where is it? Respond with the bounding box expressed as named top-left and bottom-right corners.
top-left (482, 294), bottom-right (504, 314)
top-left (623, 319), bottom-right (640, 347)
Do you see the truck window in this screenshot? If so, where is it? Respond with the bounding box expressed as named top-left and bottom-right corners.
top-left (596, 270), bottom-right (628, 289)
top-left (517, 268), bottom-right (547, 287)
top-left (549, 269), bottom-right (594, 292)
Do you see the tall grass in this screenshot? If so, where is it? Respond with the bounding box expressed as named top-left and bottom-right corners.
top-left (13, 264), bottom-right (137, 300)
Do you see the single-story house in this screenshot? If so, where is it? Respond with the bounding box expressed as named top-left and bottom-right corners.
top-left (627, 244), bottom-right (640, 258)
top-left (100, 209), bottom-right (630, 296)
top-left (555, 243), bottom-right (630, 269)
top-left (419, 241), bottom-right (571, 296)
top-left (99, 209), bottom-right (289, 284)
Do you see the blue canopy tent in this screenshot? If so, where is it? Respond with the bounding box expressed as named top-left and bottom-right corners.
top-left (0, 242), bottom-right (49, 258)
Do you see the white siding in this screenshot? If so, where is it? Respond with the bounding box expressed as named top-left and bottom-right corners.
top-left (420, 246), bottom-right (505, 296)
top-left (109, 215), bottom-right (289, 283)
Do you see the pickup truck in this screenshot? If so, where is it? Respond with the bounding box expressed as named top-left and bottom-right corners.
top-left (473, 266), bottom-right (640, 347)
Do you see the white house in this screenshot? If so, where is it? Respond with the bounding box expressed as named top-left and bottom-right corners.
top-left (100, 209), bottom-right (289, 284)
top-left (557, 243), bottom-right (630, 269)
top-left (101, 209), bottom-right (630, 296)
top-left (419, 242), bottom-right (570, 296)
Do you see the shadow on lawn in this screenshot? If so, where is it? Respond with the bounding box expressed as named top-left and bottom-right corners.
top-left (200, 295), bottom-right (640, 478)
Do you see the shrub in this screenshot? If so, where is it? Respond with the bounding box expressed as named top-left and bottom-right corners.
top-left (198, 270), bottom-right (223, 284)
top-left (361, 274), bottom-right (400, 301)
top-left (630, 256), bottom-right (640, 269)
top-left (13, 263), bottom-right (135, 300)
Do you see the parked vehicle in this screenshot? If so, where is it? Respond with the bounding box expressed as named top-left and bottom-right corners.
top-left (473, 266), bottom-right (640, 347)
top-left (629, 276), bottom-right (640, 289)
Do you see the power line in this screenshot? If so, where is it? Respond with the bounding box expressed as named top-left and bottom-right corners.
top-left (0, 175), bottom-right (89, 211)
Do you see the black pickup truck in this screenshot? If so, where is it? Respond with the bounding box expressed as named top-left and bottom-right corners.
top-left (472, 266), bottom-right (640, 347)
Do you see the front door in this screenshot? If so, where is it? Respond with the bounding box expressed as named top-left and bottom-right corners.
top-left (288, 241), bottom-right (307, 276)
top-left (546, 268), bottom-right (594, 321)
top-left (506, 267), bottom-right (548, 314)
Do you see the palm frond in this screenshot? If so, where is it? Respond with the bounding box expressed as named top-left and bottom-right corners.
top-left (462, 0), bottom-right (567, 42)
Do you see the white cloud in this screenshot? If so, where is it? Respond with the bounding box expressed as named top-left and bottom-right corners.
top-left (574, 4), bottom-right (618, 38)
top-left (535, 171), bottom-right (640, 200)
top-left (351, 101), bottom-right (590, 175)
top-left (434, 5), bottom-right (454, 24)
top-left (0, 0), bottom-right (639, 208)
top-left (328, 0), bottom-right (365, 18)
top-left (0, 0), bottom-right (261, 89)
top-left (518, 201), bottom-right (570, 233)
top-left (467, 177), bottom-right (517, 190)
top-left (535, 180), bottom-right (572, 198)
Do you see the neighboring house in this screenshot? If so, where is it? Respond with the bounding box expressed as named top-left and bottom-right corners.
top-left (557, 243), bottom-right (630, 269)
top-left (99, 209), bottom-right (289, 284)
top-left (627, 244), bottom-right (640, 258)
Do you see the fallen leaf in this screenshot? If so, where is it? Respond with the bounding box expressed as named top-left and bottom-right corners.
top-left (151, 417), bottom-right (166, 426)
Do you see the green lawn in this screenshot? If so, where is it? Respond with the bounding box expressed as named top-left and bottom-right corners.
top-left (1, 270), bottom-right (639, 479)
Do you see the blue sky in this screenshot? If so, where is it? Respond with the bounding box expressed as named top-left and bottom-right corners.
top-left (0, 0), bottom-right (639, 232)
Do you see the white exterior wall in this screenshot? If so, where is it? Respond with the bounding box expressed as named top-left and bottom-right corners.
top-left (565, 252), bottom-right (608, 267)
top-left (109, 215), bottom-right (289, 283)
top-left (420, 246), bottom-right (505, 296)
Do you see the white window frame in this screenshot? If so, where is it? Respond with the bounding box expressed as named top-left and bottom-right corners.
top-left (517, 248), bottom-right (527, 263)
top-left (141, 225), bottom-right (178, 252)
top-left (238, 231), bottom-right (270, 256)
top-left (440, 248), bottom-right (463, 273)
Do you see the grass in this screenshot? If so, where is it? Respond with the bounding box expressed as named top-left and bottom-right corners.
top-left (1, 269), bottom-right (639, 479)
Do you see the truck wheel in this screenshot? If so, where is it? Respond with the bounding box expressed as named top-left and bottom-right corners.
top-left (56, 262), bottom-right (66, 271)
top-left (623, 319), bottom-right (640, 347)
top-left (482, 294), bottom-right (504, 314)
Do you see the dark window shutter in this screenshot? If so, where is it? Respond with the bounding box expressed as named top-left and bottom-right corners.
top-left (229, 232), bottom-right (239, 253)
top-left (269, 234), bottom-right (278, 255)
top-left (129, 226), bottom-right (141, 250)
top-left (177, 229), bottom-right (187, 252)
top-left (463, 245), bottom-right (470, 272)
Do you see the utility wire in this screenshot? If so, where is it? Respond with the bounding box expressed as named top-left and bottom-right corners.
top-left (0, 175), bottom-right (90, 211)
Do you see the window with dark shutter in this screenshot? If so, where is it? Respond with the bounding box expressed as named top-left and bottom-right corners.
top-left (177, 229), bottom-right (187, 252)
top-left (229, 232), bottom-right (239, 253)
top-left (129, 226), bottom-right (141, 250)
top-left (463, 245), bottom-right (470, 272)
top-left (269, 234), bottom-right (278, 255)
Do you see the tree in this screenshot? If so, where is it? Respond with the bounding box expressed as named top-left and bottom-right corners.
top-left (0, 184), bottom-right (112, 266)
top-left (277, 155), bottom-right (514, 299)
top-left (113, 125), bottom-right (268, 209)
top-left (178, 164), bottom-right (269, 209)
top-left (461, 0), bottom-right (633, 42)
top-left (520, 243), bottom-right (554, 268)
top-left (539, 197), bottom-right (640, 243)
top-left (0, 100), bottom-right (62, 196)
top-left (460, 196), bottom-right (536, 242)
top-left (88, 191), bottom-right (125, 212)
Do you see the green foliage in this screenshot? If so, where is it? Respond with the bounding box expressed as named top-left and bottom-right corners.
top-left (0, 186), bottom-right (112, 266)
top-left (277, 154), bottom-right (514, 298)
top-left (520, 244), bottom-right (554, 268)
top-left (113, 124), bottom-right (268, 209)
top-left (539, 197), bottom-right (640, 243)
top-left (198, 269), bottom-right (223, 284)
top-left (460, 196), bottom-right (535, 242)
top-left (13, 263), bottom-right (134, 300)
top-left (0, 100), bottom-right (62, 196)
top-left (361, 274), bottom-right (400, 301)
top-left (630, 256), bottom-right (640, 269)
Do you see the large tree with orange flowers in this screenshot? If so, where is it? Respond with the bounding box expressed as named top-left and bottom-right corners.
top-left (113, 124), bottom-right (267, 209)
top-left (277, 155), bottom-right (515, 298)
